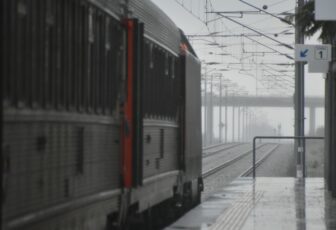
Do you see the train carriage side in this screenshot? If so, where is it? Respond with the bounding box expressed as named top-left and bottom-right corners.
top-left (1, 0), bottom-right (203, 229)
top-left (179, 38), bottom-right (203, 207)
top-left (2, 0), bottom-right (124, 229)
top-left (125, 0), bottom-right (203, 219)
top-left (127, 0), bottom-right (183, 214)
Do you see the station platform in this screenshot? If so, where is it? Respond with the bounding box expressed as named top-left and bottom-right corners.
top-left (166, 177), bottom-right (336, 230)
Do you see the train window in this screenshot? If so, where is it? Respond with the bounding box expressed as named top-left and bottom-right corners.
top-left (164, 53), bottom-right (169, 76)
top-left (17, 0), bottom-right (27, 16)
top-left (168, 56), bottom-right (175, 79)
top-left (171, 59), bottom-right (175, 79)
top-left (88, 8), bottom-right (94, 43)
top-left (149, 43), bottom-right (154, 69)
top-left (160, 129), bottom-right (164, 158)
top-left (76, 127), bottom-right (85, 174)
top-left (64, 178), bottom-right (70, 198)
top-left (105, 18), bottom-right (111, 50)
top-left (4, 1), bottom-right (122, 115)
top-left (46, 0), bottom-right (55, 26)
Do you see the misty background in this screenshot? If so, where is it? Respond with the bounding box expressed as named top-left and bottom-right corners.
top-left (152, 0), bottom-right (325, 142)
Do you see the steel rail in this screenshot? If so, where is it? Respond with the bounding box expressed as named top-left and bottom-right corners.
top-left (202, 143), bottom-right (269, 178)
top-left (203, 143), bottom-right (243, 158)
top-left (252, 136), bottom-right (324, 178)
top-left (240, 144), bottom-right (279, 177)
top-left (203, 142), bottom-right (230, 151)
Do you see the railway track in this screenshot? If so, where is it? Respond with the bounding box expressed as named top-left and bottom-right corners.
top-left (203, 143), bottom-right (243, 157)
top-left (240, 144), bottom-right (279, 177)
top-left (202, 142), bottom-right (235, 151)
top-left (202, 143), bottom-right (279, 179)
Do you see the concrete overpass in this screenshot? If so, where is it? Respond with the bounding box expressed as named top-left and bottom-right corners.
top-left (202, 94), bottom-right (324, 145)
top-left (202, 94), bottom-right (324, 108)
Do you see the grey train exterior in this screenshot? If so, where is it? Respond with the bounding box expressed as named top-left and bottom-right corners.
top-left (2, 0), bottom-right (202, 229)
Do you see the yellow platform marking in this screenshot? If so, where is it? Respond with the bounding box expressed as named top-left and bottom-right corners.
top-left (209, 191), bottom-right (263, 230)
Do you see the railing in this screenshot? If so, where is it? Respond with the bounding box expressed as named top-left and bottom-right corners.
top-left (252, 136), bottom-right (324, 178)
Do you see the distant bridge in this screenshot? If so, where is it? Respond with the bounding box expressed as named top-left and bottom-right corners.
top-left (202, 94), bottom-right (324, 108)
top-left (202, 94), bottom-right (324, 144)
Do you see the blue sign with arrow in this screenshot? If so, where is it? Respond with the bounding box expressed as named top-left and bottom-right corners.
top-left (295, 44), bottom-right (313, 61)
top-left (300, 49), bottom-right (309, 58)
top-left (295, 44), bottom-right (331, 62)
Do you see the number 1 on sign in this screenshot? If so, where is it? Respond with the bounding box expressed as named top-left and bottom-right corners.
top-left (319, 51), bottom-right (323, 59)
top-left (315, 47), bottom-right (329, 61)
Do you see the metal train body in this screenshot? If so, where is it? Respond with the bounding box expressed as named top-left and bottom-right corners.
top-left (2, 0), bottom-right (202, 229)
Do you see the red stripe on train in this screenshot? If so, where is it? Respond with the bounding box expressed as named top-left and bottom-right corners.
top-left (122, 20), bottom-right (134, 188)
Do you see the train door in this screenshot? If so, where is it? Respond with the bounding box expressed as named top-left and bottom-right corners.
top-left (122, 18), bottom-right (144, 188)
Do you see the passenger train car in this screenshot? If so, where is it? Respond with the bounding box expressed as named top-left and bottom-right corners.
top-left (2, 0), bottom-right (202, 229)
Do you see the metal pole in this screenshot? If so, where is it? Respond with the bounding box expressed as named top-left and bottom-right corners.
top-left (300, 1), bottom-right (306, 178)
top-left (238, 106), bottom-right (241, 142)
top-left (253, 137), bottom-right (256, 178)
top-left (245, 107), bottom-right (249, 142)
top-left (295, 0), bottom-right (305, 178)
top-left (232, 98), bottom-right (235, 142)
top-left (204, 77), bottom-right (207, 145)
top-left (249, 111), bottom-right (252, 141)
top-left (246, 110), bottom-right (249, 141)
top-left (210, 75), bottom-right (214, 144)
top-left (242, 107), bottom-right (246, 142)
top-left (246, 108), bottom-right (248, 141)
top-left (225, 86), bottom-right (228, 143)
top-left (244, 108), bottom-right (247, 141)
top-left (252, 113), bottom-right (256, 139)
top-left (219, 77), bottom-right (223, 142)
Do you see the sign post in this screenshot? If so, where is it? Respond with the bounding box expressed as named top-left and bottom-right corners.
top-left (295, 44), bottom-right (332, 73)
top-left (294, 42), bottom-right (331, 177)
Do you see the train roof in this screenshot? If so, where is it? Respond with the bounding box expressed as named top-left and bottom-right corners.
top-left (179, 29), bottom-right (198, 58)
top-left (130, 0), bottom-right (180, 55)
top-left (91, 0), bottom-right (196, 56)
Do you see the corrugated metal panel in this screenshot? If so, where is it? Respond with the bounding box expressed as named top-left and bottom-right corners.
top-left (3, 0), bottom-right (123, 114)
top-left (2, 1), bottom-right (124, 228)
top-left (90, 0), bottom-right (181, 54)
top-left (142, 41), bottom-right (181, 118)
top-left (183, 52), bottom-right (202, 180)
top-left (129, 0), bottom-right (180, 55)
top-left (143, 126), bottom-right (178, 178)
top-left (12, 197), bottom-right (119, 230)
top-left (3, 122), bottom-right (121, 220)
top-left (89, 0), bottom-right (122, 20)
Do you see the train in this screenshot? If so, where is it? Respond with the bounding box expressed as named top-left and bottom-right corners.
top-left (2, 0), bottom-right (203, 229)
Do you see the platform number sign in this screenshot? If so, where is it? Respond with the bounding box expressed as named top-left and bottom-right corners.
top-left (295, 44), bottom-right (331, 62)
top-left (314, 46), bottom-right (328, 61)
top-left (295, 44), bottom-right (332, 73)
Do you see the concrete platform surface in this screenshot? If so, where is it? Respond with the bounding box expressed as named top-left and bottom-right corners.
top-left (166, 177), bottom-right (336, 230)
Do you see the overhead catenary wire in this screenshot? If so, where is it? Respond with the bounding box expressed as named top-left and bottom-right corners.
top-left (243, 36), bottom-right (294, 60)
top-left (237, 0), bottom-right (294, 26)
top-left (212, 12), bottom-right (294, 50)
top-left (172, 0), bottom-right (295, 95)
